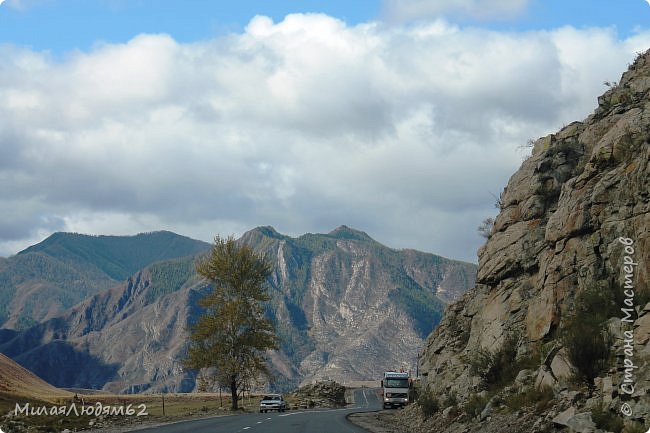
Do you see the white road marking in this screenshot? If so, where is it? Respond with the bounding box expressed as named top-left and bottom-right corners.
top-left (360, 389), bottom-right (369, 407)
top-left (279, 407), bottom-right (353, 417)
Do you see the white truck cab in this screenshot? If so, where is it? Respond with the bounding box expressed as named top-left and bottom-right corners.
top-left (381, 371), bottom-right (412, 409)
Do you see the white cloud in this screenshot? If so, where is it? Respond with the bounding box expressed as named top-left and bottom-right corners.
top-left (1, 14), bottom-right (649, 261)
top-left (381, 0), bottom-right (531, 22)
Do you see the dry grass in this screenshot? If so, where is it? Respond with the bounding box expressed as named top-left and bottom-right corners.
top-left (0, 353), bottom-right (73, 403)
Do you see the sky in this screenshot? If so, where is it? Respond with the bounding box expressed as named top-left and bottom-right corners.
top-left (0, 0), bottom-right (649, 263)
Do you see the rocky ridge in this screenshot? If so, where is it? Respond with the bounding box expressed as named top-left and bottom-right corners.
top-left (417, 49), bottom-right (650, 432)
top-left (242, 225), bottom-right (476, 387)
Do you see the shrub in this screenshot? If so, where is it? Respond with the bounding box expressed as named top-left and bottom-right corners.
top-left (463, 394), bottom-right (489, 418)
top-left (635, 287), bottom-right (650, 308)
top-left (469, 334), bottom-right (519, 388)
top-left (442, 392), bottom-right (457, 409)
top-left (592, 405), bottom-right (624, 433)
top-left (547, 139), bottom-right (581, 161)
top-left (563, 320), bottom-right (612, 389)
top-left (505, 385), bottom-right (554, 413)
top-left (562, 286), bottom-right (614, 390)
top-left (477, 217), bottom-right (494, 239)
top-left (623, 422), bottom-right (648, 433)
top-left (447, 319), bottom-right (471, 348)
top-left (478, 217), bottom-right (495, 239)
top-left (417, 389), bottom-right (440, 419)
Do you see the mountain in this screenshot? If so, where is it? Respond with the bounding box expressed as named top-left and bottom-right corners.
top-left (243, 225), bottom-right (476, 386)
top-left (0, 231), bottom-right (210, 329)
top-left (415, 50), bottom-right (650, 432)
top-left (0, 227), bottom-right (476, 393)
top-left (0, 352), bottom-right (72, 404)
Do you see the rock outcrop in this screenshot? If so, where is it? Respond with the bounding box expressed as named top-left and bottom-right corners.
top-left (418, 50), bottom-right (650, 432)
top-left (288, 380), bottom-right (347, 408)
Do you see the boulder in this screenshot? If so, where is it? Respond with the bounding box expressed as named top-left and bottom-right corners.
top-left (566, 412), bottom-right (597, 433)
top-left (552, 406), bottom-right (576, 427)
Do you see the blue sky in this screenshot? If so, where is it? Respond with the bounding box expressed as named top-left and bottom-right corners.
top-left (3, 0), bottom-right (378, 53)
top-left (1, 0), bottom-right (649, 54)
top-left (0, 0), bottom-right (649, 262)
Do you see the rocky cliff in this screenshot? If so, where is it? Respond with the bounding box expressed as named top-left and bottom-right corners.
top-left (418, 50), bottom-right (650, 432)
top-left (242, 225), bottom-right (476, 387)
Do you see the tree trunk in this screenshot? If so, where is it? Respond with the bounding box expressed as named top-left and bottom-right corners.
top-left (230, 377), bottom-right (238, 410)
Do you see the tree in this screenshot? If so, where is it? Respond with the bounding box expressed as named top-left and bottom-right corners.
top-left (184, 235), bottom-right (278, 410)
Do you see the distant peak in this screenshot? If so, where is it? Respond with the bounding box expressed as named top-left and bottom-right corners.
top-left (328, 225), bottom-right (374, 242)
top-left (246, 226), bottom-right (286, 240)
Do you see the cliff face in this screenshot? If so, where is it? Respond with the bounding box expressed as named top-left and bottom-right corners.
top-left (419, 50), bottom-right (650, 430)
top-left (236, 226), bottom-right (477, 387)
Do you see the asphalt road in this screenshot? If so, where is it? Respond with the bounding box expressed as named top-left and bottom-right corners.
top-left (132, 388), bottom-right (381, 433)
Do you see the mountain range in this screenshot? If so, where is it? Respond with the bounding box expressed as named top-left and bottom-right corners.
top-left (0, 231), bottom-right (209, 329)
top-left (0, 226), bottom-right (476, 393)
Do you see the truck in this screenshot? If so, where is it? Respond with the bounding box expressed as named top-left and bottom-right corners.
top-left (381, 371), bottom-right (412, 409)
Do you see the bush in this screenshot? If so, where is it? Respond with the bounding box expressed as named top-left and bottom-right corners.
top-left (417, 389), bottom-right (439, 419)
top-left (442, 392), bottom-right (457, 409)
top-left (505, 385), bottom-right (554, 413)
top-left (563, 321), bottom-right (612, 388)
top-left (623, 422), bottom-right (648, 433)
top-left (592, 405), bottom-right (624, 433)
top-left (463, 394), bottom-right (489, 418)
top-left (562, 286), bottom-right (614, 390)
top-left (478, 218), bottom-right (495, 239)
top-left (469, 334), bottom-right (519, 388)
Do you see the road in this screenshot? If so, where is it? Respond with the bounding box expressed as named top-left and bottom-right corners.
top-left (132, 388), bottom-right (381, 433)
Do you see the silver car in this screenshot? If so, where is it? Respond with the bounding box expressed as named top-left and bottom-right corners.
top-left (259, 394), bottom-right (287, 413)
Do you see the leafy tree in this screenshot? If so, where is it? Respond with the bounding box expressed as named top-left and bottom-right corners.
top-left (185, 236), bottom-right (278, 410)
